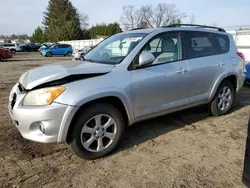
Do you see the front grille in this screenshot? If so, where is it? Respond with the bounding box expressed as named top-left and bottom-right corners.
top-left (11, 93), bottom-right (17, 110)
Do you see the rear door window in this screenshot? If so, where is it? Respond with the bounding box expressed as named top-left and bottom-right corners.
top-left (214, 34), bottom-right (230, 54)
top-left (61, 44), bottom-right (70, 48)
top-left (184, 31), bottom-right (215, 59)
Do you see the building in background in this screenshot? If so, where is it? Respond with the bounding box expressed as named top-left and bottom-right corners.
top-left (227, 30), bottom-right (250, 61)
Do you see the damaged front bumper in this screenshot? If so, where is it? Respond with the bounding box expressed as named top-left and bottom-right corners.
top-left (8, 83), bottom-right (78, 143)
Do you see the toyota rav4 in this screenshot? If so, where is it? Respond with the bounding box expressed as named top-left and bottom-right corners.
top-left (8, 24), bottom-right (246, 160)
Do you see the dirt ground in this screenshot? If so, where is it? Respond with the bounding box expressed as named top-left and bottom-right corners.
top-left (0, 53), bottom-right (249, 188)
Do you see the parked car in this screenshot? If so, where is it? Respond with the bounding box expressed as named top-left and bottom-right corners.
top-left (40, 44), bottom-right (73, 57)
top-left (72, 46), bottom-right (92, 60)
top-left (242, 117), bottom-right (250, 187)
top-left (38, 43), bottom-right (52, 51)
top-left (244, 61), bottom-right (250, 85)
top-left (8, 24), bottom-right (246, 160)
top-left (3, 43), bottom-right (21, 54)
top-left (19, 43), bottom-right (40, 52)
top-left (0, 48), bottom-right (12, 61)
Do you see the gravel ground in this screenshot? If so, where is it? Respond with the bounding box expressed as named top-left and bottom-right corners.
top-left (0, 53), bottom-right (249, 188)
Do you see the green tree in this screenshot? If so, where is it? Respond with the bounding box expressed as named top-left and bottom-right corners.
top-left (30, 26), bottom-right (45, 43)
top-left (43, 0), bottom-right (86, 42)
top-left (89, 22), bottom-right (122, 38)
top-left (168, 19), bottom-right (181, 25)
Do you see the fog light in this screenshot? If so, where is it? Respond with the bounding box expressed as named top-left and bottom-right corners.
top-left (39, 123), bottom-right (45, 134)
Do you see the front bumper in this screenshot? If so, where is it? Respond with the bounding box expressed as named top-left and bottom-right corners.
top-left (40, 51), bottom-right (47, 56)
top-left (73, 53), bottom-right (81, 59)
top-left (8, 83), bottom-right (77, 143)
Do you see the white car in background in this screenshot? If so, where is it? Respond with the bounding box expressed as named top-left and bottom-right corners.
top-left (3, 43), bottom-right (21, 54)
top-left (73, 46), bottom-right (92, 60)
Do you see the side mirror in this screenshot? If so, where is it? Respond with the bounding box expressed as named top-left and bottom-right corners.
top-left (139, 52), bottom-right (155, 67)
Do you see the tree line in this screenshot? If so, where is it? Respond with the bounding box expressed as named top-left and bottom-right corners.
top-left (29, 0), bottom-right (194, 43)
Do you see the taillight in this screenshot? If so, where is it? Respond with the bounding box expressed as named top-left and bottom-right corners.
top-left (237, 52), bottom-right (247, 65)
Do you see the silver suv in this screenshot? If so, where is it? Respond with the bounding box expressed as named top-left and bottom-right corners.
top-left (9, 24), bottom-right (246, 160)
top-left (3, 43), bottom-right (21, 54)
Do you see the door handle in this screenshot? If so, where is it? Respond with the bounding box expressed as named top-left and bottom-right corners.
top-left (176, 68), bottom-right (187, 74)
top-left (217, 62), bottom-right (225, 66)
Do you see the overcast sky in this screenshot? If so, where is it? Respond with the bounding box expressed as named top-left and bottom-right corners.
top-left (1, 0), bottom-right (250, 35)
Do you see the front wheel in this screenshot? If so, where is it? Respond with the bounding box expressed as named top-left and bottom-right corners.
top-left (10, 49), bottom-right (16, 54)
top-left (46, 52), bottom-right (52, 57)
top-left (209, 80), bottom-right (235, 116)
top-left (67, 103), bottom-right (125, 160)
top-left (0, 56), bottom-right (4, 62)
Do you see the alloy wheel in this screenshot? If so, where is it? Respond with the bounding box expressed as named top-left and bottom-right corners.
top-left (217, 86), bottom-right (232, 111)
top-left (80, 114), bottom-right (117, 152)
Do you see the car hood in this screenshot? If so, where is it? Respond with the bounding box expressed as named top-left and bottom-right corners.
top-left (19, 60), bottom-right (115, 90)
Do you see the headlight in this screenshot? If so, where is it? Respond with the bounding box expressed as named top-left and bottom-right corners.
top-left (23, 86), bottom-right (65, 106)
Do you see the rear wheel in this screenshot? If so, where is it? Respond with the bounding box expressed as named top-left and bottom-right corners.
top-left (67, 103), bottom-right (125, 160)
top-left (46, 52), bottom-right (52, 57)
top-left (66, 51), bottom-right (72, 57)
top-left (0, 56), bottom-right (4, 62)
top-left (209, 80), bottom-right (235, 116)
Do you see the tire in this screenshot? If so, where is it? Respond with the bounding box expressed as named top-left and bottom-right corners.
top-left (67, 103), bottom-right (125, 160)
top-left (66, 51), bottom-right (72, 57)
top-left (0, 56), bottom-right (4, 62)
top-left (209, 80), bottom-right (235, 116)
top-left (46, 52), bottom-right (52, 57)
top-left (10, 49), bottom-right (16, 54)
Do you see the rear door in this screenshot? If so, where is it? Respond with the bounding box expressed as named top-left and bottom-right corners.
top-left (212, 33), bottom-right (233, 74)
top-left (183, 31), bottom-right (223, 104)
top-left (63, 45), bottom-right (70, 55)
top-left (57, 44), bottom-right (65, 55)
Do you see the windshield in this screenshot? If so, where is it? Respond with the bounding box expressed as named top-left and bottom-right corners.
top-left (84, 32), bottom-right (148, 64)
top-left (49, 44), bottom-right (56, 49)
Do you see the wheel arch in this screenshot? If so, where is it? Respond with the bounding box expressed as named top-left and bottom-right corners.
top-left (57, 95), bottom-right (133, 143)
top-left (209, 73), bottom-right (237, 101)
top-left (46, 51), bottom-right (53, 56)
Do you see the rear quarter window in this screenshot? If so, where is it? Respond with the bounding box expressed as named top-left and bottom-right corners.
top-left (184, 31), bottom-right (215, 59)
top-left (214, 34), bottom-right (230, 54)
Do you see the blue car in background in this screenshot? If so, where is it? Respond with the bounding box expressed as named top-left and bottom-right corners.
top-left (41, 44), bottom-right (73, 57)
top-left (245, 62), bottom-right (250, 85)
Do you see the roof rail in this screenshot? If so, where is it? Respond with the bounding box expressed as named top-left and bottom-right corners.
top-left (129, 28), bottom-right (143, 31)
top-left (165, 24), bottom-right (226, 32)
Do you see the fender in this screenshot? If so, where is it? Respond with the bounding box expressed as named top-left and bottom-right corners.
top-left (74, 88), bottom-right (134, 123)
top-left (57, 88), bottom-right (134, 143)
top-left (208, 72), bottom-right (237, 102)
